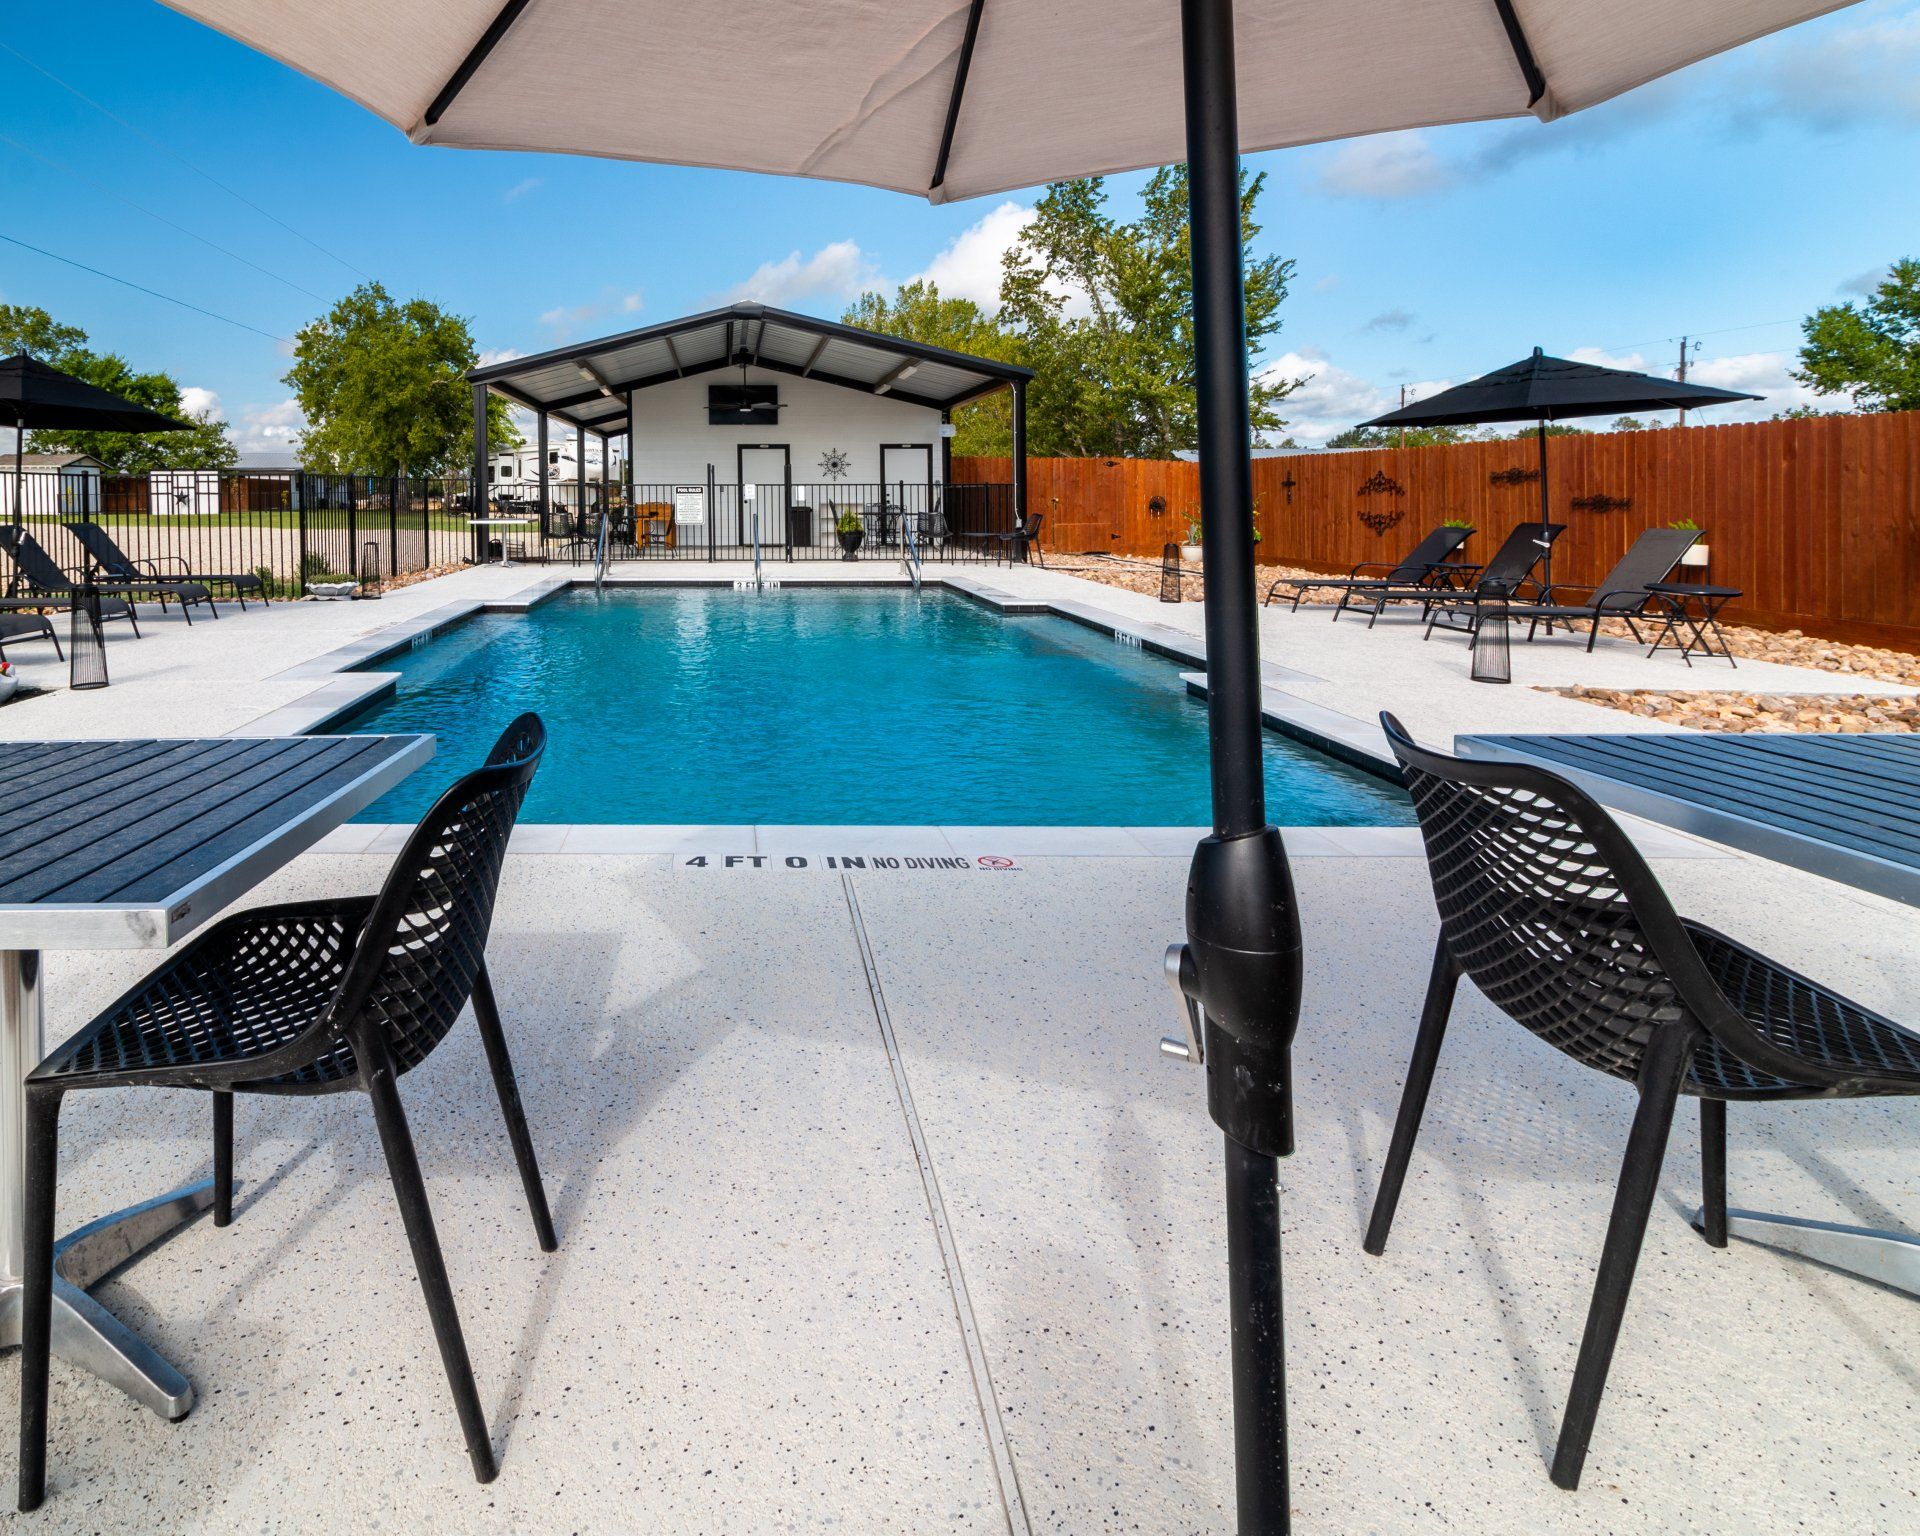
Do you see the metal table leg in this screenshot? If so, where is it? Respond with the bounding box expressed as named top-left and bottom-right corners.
top-left (0, 950), bottom-right (213, 1420)
top-left (1693, 1205), bottom-right (1920, 1298)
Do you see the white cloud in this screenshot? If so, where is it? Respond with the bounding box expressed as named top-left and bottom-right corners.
top-left (723, 240), bottom-right (880, 307)
top-left (232, 399), bottom-right (305, 465)
top-left (1568, 346), bottom-right (1652, 373)
top-left (1840, 264), bottom-right (1893, 297)
top-left (502, 177), bottom-right (544, 203)
top-left (179, 386), bottom-right (223, 421)
top-left (1687, 351), bottom-right (1817, 420)
top-left (1737, 5), bottom-right (1920, 132)
top-left (1315, 132), bottom-right (1455, 199)
top-left (1362, 308), bottom-right (1416, 333)
top-left (538, 291), bottom-right (642, 341)
top-left (910, 201), bottom-right (1032, 308)
top-left (1258, 350), bottom-right (1392, 444)
top-left (478, 346), bottom-right (525, 367)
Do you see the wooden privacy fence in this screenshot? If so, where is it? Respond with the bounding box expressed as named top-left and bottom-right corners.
top-left (956, 410), bottom-right (1920, 647)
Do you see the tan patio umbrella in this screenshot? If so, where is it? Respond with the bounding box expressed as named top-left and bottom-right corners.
top-left (156, 3), bottom-right (1869, 1529)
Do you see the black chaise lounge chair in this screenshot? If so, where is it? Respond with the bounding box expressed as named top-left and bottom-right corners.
top-left (16, 714), bottom-right (559, 1511)
top-left (0, 529), bottom-right (142, 635)
top-left (1367, 713), bottom-right (1920, 1492)
top-left (1264, 524), bottom-right (1473, 612)
top-left (1337, 521), bottom-right (1566, 629)
top-left (1498, 526), bottom-right (1700, 651)
top-left (0, 609), bottom-right (61, 663)
top-left (65, 520), bottom-right (260, 610)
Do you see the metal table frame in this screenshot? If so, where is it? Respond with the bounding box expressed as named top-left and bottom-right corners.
top-left (0, 734), bottom-right (432, 1417)
top-left (1458, 729), bottom-right (1918, 1299)
top-left (1644, 581), bottom-right (1742, 667)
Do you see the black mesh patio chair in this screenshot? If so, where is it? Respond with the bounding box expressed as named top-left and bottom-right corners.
top-left (0, 605), bottom-right (63, 663)
top-left (64, 520), bottom-right (265, 609)
top-left (975, 511), bottom-right (1044, 566)
top-left (0, 527), bottom-right (143, 635)
top-left (1264, 524), bottom-right (1472, 612)
top-left (1499, 526), bottom-right (1700, 651)
top-left (1365, 713), bottom-right (1920, 1492)
top-left (16, 714), bottom-right (558, 1511)
top-left (34, 524), bottom-right (217, 622)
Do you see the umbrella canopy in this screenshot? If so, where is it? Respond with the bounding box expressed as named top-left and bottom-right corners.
top-left (3, 353), bottom-right (189, 532)
top-left (160, 1), bottom-right (1853, 202)
top-left (0, 352), bottom-right (190, 435)
top-left (1360, 347), bottom-right (1761, 429)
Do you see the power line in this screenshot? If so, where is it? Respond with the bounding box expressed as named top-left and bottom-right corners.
top-left (0, 133), bottom-right (327, 302)
top-left (0, 38), bottom-right (370, 283)
top-left (0, 231), bottom-right (292, 344)
top-left (1598, 317), bottom-right (1801, 355)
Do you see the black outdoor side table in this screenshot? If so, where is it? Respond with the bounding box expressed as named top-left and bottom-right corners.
top-left (1645, 582), bottom-right (1742, 666)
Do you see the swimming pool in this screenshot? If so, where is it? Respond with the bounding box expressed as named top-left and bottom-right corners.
top-left (329, 587), bottom-right (1413, 827)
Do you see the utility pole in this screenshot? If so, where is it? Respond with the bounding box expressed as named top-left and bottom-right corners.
top-left (1397, 384), bottom-right (1407, 449)
top-left (1676, 336), bottom-right (1700, 426)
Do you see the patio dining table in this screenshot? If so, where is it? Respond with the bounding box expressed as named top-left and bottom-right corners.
top-left (0, 733), bottom-right (431, 1417)
top-left (1457, 728), bottom-right (1920, 1298)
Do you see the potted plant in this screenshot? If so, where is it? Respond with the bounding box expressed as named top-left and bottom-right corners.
top-left (1672, 518), bottom-right (1709, 568)
top-left (835, 506), bottom-right (865, 560)
top-left (1181, 515), bottom-right (1203, 563)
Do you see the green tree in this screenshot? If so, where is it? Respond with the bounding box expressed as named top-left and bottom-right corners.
top-left (0, 304), bottom-right (235, 470)
top-left (1794, 258), bottom-right (1920, 412)
top-left (1611, 415), bottom-right (1651, 432)
top-left (1324, 423), bottom-right (1479, 450)
top-left (286, 282), bottom-right (518, 476)
top-left (841, 281), bottom-right (1018, 455)
top-left (997, 169), bottom-right (1295, 458)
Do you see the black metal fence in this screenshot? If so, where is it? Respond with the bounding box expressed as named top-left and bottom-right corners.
top-left (1, 469), bottom-right (1024, 595)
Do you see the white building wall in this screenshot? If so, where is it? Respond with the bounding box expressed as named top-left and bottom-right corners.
top-left (624, 369), bottom-right (945, 491)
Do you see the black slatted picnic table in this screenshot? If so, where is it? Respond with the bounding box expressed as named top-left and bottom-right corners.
top-left (1457, 730), bottom-right (1920, 908)
top-left (0, 732), bottom-right (431, 1421)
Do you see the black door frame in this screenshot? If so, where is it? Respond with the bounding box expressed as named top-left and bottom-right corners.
top-left (735, 442), bottom-right (792, 554)
top-left (879, 442), bottom-right (934, 546)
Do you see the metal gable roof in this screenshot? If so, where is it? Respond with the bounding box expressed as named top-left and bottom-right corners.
top-left (469, 302), bottom-right (1028, 434)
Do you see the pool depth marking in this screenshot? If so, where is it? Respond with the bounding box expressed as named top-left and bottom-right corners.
top-left (677, 853), bottom-right (1022, 872)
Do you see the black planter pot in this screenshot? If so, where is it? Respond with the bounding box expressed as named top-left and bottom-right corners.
top-left (837, 528), bottom-right (865, 560)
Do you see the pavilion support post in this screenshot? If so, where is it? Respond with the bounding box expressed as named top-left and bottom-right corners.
top-left (1011, 378), bottom-right (1029, 556)
top-left (1177, 0), bottom-right (1304, 1531)
top-left (471, 383), bottom-right (488, 565)
top-left (940, 409), bottom-right (953, 492)
top-left (626, 391), bottom-right (636, 508)
top-left (575, 421), bottom-right (585, 528)
top-left (536, 412), bottom-right (550, 540)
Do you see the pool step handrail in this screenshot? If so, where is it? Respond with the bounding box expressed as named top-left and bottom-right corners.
top-left (750, 507), bottom-right (763, 591)
top-left (594, 507), bottom-right (610, 591)
top-left (902, 511), bottom-right (922, 590)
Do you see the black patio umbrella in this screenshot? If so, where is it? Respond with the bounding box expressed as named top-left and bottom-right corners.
top-left (2, 352), bottom-right (190, 530)
top-left (150, 4), bottom-right (1868, 1529)
top-left (1362, 349), bottom-right (1760, 585)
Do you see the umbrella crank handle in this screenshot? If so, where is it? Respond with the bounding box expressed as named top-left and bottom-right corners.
top-left (1160, 943), bottom-right (1205, 1064)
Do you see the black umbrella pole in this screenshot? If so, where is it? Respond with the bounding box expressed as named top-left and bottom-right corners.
top-left (1181, 1), bottom-right (1304, 1532)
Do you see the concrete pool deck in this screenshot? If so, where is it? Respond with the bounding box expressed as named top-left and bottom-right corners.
top-left (0, 560), bottom-right (1914, 1532)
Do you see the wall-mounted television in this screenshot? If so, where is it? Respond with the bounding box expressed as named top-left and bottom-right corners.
top-left (708, 384), bottom-right (780, 426)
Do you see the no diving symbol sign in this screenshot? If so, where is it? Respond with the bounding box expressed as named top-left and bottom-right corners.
top-left (676, 853), bottom-right (1022, 872)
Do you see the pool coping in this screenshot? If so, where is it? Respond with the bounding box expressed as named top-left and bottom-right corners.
top-left (237, 569), bottom-right (1727, 863)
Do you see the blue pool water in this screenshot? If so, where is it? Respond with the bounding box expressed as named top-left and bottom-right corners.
top-left (330, 589), bottom-right (1412, 826)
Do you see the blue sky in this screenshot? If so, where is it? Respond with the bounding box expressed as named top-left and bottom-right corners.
top-left (3, 1), bottom-right (1917, 461)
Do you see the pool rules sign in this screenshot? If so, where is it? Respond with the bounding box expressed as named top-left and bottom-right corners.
top-left (676, 853), bottom-right (1021, 873)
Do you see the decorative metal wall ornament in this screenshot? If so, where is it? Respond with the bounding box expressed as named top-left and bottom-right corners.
top-left (817, 447), bottom-right (852, 480)
top-left (1148, 494), bottom-right (1168, 516)
top-left (1571, 493), bottom-right (1634, 513)
top-left (1489, 465), bottom-right (1542, 487)
top-left (1280, 472), bottom-right (1297, 503)
top-left (1357, 470), bottom-right (1405, 498)
top-left (1357, 507), bottom-right (1406, 536)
